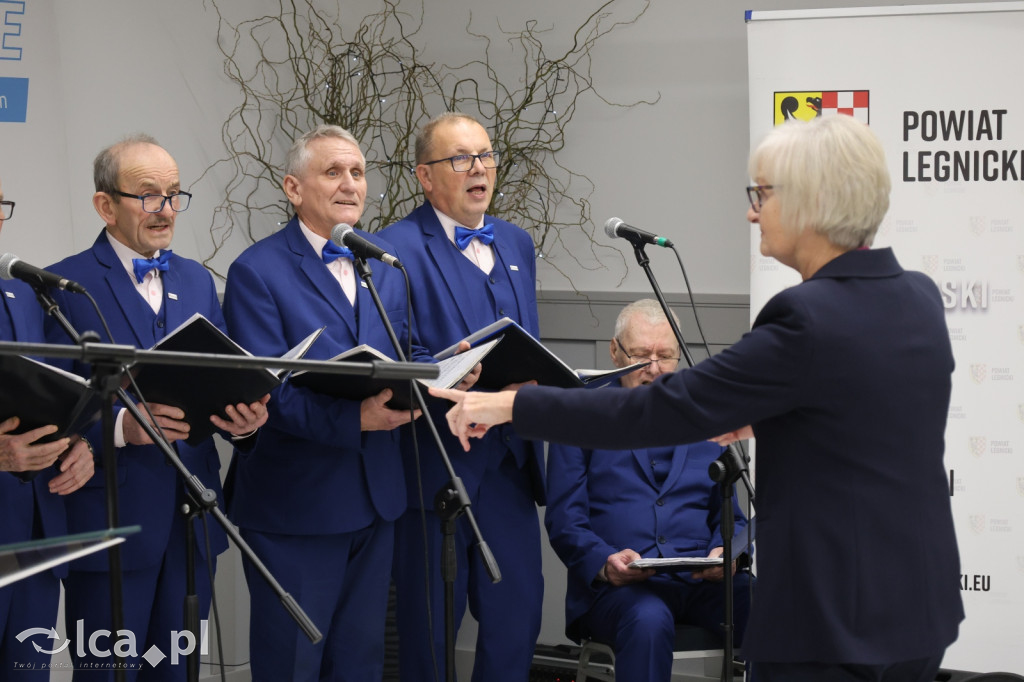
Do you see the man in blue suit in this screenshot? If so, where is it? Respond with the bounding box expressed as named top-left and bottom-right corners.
top-left (0, 177), bottom-right (94, 677)
top-left (45, 136), bottom-right (268, 681)
top-left (222, 124), bottom-right (432, 681)
top-left (378, 112), bottom-right (544, 682)
top-left (545, 299), bottom-right (751, 682)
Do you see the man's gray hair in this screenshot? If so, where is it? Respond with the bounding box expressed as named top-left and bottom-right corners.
top-left (93, 133), bottom-right (161, 196)
top-left (285, 124), bottom-right (365, 177)
top-left (614, 299), bottom-right (680, 340)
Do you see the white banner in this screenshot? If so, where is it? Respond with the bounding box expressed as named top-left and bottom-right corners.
top-left (747, 3), bottom-right (1024, 674)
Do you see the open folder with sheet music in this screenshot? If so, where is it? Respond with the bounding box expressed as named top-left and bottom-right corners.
top-left (0, 527), bottom-right (141, 589)
top-left (434, 317), bottom-right (649, 391)
top-left (289, 338), bottom-right (497, 411)
top-left (629, 517), bottom-right (756, 572)
top-left (129, 313), bottom-right (324, 446)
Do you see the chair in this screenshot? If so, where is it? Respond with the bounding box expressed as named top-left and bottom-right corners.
top-left (576, 624), bottom-right (727, 682)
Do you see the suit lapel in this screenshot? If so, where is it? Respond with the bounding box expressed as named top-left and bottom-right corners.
top-left (0, 284), bottom-right (22, 341)
top-left (492, 224), bottom-right (531, 325)
top-left (661, 444), bottom-right (690, 492)
top-left (160, 257), bottom-right (188, 335)
top-left (285, 220), bottom-right (358, 338)
top-left (633, 448), bottom-right (658, 489)
top-left (420, 206), bottom-right (479, 333)
top-left (94, 235), bottom-right (156, 347)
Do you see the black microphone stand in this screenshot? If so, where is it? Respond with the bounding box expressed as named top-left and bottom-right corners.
top-left (629, 242), bottom-right (754, 682)
top-left (32, 286), bottom-right (130, 682)
top-left (353, 256), bottom-right (500, 682)
top-left (182, 498), bottom-right (201, 682)
top-left (707, 447), bottom-right (752, 681)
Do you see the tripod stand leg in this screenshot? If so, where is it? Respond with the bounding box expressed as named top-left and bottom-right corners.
top-left (436, 484), bottom-right (464, 682)
top-left (183, 500), bottom-right (201, 682)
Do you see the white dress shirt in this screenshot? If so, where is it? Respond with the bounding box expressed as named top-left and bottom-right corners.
top-left (299, 220), bottom-right (357, 305)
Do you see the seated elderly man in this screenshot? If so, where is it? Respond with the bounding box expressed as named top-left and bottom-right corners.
top-left (544, 299), bottom-right (752, 682)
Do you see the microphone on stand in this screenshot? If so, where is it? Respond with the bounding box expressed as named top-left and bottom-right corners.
top-left (330, 224), bottom-right (403, 269)
top-left (604, 217), bottom-right (674, 248)
top-left (0, 253), bottom-right (87, 294)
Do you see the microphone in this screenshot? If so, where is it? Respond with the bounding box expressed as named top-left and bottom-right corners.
top-left (330, 224), bottom-right (403, 269)
top-left (604, 217), bottom-right (674, 248)
top-left (0, 253), bottom-right (87, 294)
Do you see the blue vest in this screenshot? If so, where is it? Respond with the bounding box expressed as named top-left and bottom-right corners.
top-left (449, 247), bottom-right (527, 466)
top-left (151, 294), bottom-right (169, 340)
top-left (453, 245), bottom-right (523, 325)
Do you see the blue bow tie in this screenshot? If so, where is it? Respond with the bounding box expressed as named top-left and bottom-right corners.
top-left (132, 250), bottom-right (172, 283)
top-left (321, 241), bottom-right (353, 264)
top-left (454, 224), bottom-right (495, 250)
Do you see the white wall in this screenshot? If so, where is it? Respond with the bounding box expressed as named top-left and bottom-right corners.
top-left (3, 0), bottom-right (992, 296)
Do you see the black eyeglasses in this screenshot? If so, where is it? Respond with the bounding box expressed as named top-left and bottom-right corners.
top-left (421, 151), bottom-right (501, 172)
top-left (614, 337), bottom-right (680, 370)
top-left (746, 185), bottom-right (775, 213)
top-left (112, 190), bottom-right (192, 213)
top-left (0, 201), bottom-right (13, 220)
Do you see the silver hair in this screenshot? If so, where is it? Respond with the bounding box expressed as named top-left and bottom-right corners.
top-left (284, 124), bottom-right (365, 177)
top-left (613, 298), bottom-right (680, 340)
top-left (748, 115), bottom-right (890, 249)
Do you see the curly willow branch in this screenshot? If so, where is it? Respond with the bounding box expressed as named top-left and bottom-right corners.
top-left (200, 0), bottom-right (658, 285)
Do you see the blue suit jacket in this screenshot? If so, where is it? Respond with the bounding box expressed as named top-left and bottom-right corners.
top-left (0, 279), bottom-right (69, 576)
top-left (545, 432), bottom-right (747, 641)
top-left (45, 232), bottom-right (229, 571)
top-left (222, 217), bottom-right (431, 535)
top-left (378, 201), bottom-right (544, 505)
top-left (514, 248), bottom-right (963, 664)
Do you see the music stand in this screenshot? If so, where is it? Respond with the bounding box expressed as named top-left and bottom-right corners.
top-left (0, 526), bottom-right (141, 589)
top-left (0, 335), bottom-right (437, 678)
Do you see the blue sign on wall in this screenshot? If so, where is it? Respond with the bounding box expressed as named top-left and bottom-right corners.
top-left (0, 76), bottom-right (28, 122)
top-left (1, 0), bottom-right (25, 61)
top-left (1, 1), bottom-right (27, 122)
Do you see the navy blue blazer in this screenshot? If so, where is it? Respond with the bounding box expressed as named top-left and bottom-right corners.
top-left (45, 232), bottom-right (228, 571)
top-left (545, 432), bottom-right (747, 641)
top-left (222, 217), bottom-right (431, 535)
top-left (378, 201), bottom-right (544, 505)
top-left (0, 279), bottom-right (69, 576)
top-left (514, 248), bottom-right (963, 664)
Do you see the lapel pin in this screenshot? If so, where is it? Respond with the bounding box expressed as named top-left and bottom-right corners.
top-left (510, 264), bottom-right (519, 271)
top-left (5, 291), bottom-right (15, 298)
top-left (168, 292), bottom-right (178, 300)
